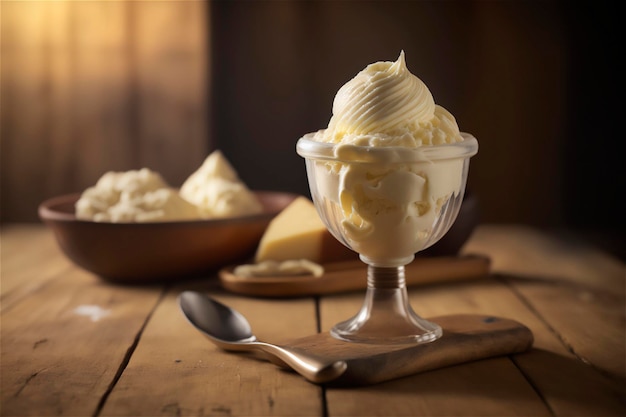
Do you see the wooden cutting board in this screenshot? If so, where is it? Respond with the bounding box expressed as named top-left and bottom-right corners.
top-left (279, 314), bottom-right (533, 386)
top-left (219, 255), bottom-right (491, 297)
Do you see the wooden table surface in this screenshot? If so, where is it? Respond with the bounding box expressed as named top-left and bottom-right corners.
top-left (1, 224), bottom-right (624, 416)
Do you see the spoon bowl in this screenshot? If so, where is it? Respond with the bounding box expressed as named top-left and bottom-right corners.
top-left (178, 291), bottom-right (347, 384)
top-left (179, 291), bottom-right (256, 346)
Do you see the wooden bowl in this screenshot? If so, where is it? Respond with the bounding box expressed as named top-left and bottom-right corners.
top-left (38, 191), bottom-right (298, 283)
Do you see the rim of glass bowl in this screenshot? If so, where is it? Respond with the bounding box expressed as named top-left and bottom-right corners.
top-left (296, 132), bottom-right (478, 163)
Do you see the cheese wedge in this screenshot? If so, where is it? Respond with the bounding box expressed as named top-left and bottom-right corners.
top-left (255, 196), bottom-right (357, 263)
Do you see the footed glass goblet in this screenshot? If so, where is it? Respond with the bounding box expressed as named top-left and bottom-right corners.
top-left (296, 133), bottom-right (478, 345)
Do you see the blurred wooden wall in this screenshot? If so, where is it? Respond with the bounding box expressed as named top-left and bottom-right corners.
top-left (209, 1), bottom-right (621, 239)
top-left (1, 1), bottom-right (622, 246)
top-left (1, 0), bottom-right (209, 222)
top-left (210, 1), bottom-right (571, 226)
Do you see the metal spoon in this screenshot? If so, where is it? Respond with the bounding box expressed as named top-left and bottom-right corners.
top-left (178, 291), bottom-right (347, 384)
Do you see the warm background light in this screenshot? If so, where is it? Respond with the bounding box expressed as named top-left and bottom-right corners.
top-left (1, 1), bottom-right (622, 257)
top-left (1, 0), bottom-right (209, 221)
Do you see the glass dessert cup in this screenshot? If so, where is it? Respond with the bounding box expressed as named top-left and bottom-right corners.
top-left (296, 132), bottom-right (479, 345)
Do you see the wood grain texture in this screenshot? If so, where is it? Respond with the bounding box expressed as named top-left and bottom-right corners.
top-left (1, 224), bottom-right (623, 416)
top-left (1, 225), bottom-right (73, 311)
top-left (320, 256), bottom-right (624, 415)
top-left (327, 358), bottom-right (552, 417)
top-left (0, 264), bottom-right (163, 416)
top-left (464, 225), bottom-right (626, 412)
top-left (284, 314), bottom-right (532, 386)
top-left (100, 287), bottom-right (324, 417)
top-left (463, 225), bottom-right (624, 293)
top-left (319, 279), bottom-right (551, 416)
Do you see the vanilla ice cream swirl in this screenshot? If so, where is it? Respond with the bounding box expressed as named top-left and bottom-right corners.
top-left (329, 50), bottom-right (434, 138)
top-left (318, 51), bottom-right (461, 147)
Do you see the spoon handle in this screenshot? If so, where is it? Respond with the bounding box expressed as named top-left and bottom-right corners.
top-left (253, 342), bottom-right (347, 384)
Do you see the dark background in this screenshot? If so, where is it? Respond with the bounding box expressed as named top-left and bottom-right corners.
top-left (2, 1), bottom-right (623, 256)
top-left (209, 1), bottom-right (623, 254)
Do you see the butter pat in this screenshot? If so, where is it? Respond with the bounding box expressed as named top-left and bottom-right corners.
top-left (234, 259), bottom-right (324, 278)
top-left (255, 196), bottom-right (356, 263)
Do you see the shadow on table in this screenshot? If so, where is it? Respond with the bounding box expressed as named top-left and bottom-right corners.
top-left (342, 348), bottom-right (625, 416)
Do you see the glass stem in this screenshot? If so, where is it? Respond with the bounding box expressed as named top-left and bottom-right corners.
top-left (368, 264), bottom-right (406, 288)
top-left (363, 265), bottom-right (416, 321)
top-left (330, 264), bottom-right (442, 344)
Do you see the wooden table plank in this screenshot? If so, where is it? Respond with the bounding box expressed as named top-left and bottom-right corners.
top-left (2, 224), bottom-right (623, 417)
top-left (0, 262), bottom-right (163, 416)
top-left (320, 279), bottom-right (551, 416)
top-left (463, 224), bottom-right (624, 293)
top-left (441, 278), bottom-right (624, 416)
top-left (100, 280), bottom-right (325, 416)
top-left (326, 358), bottom-right (551, 417)
top-left (321, 273), bottom-right (624, 416)
top-left (1, 224), bottom-right (74, 311)
top-left (463, 224), bottom-right (625, 413)
top-left (507, 277), bottom-right (625, 380)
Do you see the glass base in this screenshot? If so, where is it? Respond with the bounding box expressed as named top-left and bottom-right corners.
top-left (330, 265), bottom-right (442, 345)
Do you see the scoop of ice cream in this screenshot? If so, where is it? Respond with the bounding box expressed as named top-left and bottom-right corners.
top-left (180, 151), bottom-right (263, 218)
top-left (315, 51), bottom-right (462, 147)
top-left (303, 51), bottom-right (471, 264)
top-left (75, 168), bottom-right (200, 222)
